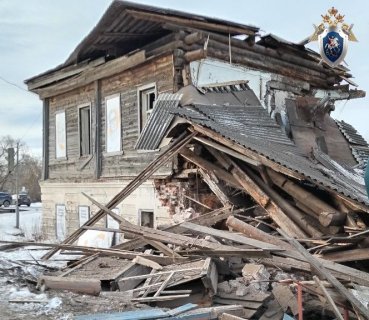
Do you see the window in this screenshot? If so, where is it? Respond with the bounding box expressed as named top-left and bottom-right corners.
top-left (56, 204), bottom-right (66, 241)
top-left (78, 206), bottom-right (90, 227)
top-left (79, 105), bottom-right (91, 156)
top-left (105, 95), bottom-right (121, 153)
top-left (55, 111), bottom-right (66, 158)
top-left (138, 84), bottom-right (156, 132)
top-left (139, 210), bottom-right (154, 228)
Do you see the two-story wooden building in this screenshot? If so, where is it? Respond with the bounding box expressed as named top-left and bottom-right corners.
top-left (25, 1), bottom-right (366, 240)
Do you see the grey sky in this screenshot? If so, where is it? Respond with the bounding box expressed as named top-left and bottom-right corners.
top-left (1, 0), bottom-right (368, 158)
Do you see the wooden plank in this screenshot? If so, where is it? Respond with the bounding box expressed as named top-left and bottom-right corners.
top-left (181, 221), bottom-right (280, 250)
top-left (39, 276), bottom-right (101, 295)
top-left (153, 271), bottom-right (174, 297)
top-left (198, 168), bottom-right (233, 206)
top-left (132, 256), bottom-right (162, 270)
top-left (321, 248), bottom-right (369, 263)
top-left (183, 194), bottom-right (213, 210)
top-left (200, 257), bottom-right (218, 296)
top-left (36, 51), bottom-right (146, 98)
top-left (42, 98), bottom-right (49, 180)
top-left (219, 313), bottom-right (246, 320)
top-left (58, 254), bottom-right (98, 278)
top-left (313, 276), bottom-right (344, 320)
top-left (117, 263), bottom-right (151, 291)
top-left (279, 228), bottom-right (369, 320)
top-left (144, 238), bottom-right (183, 258)
top-left (41, 131), bottom-right (196, 260)
top-left (114, 206), bottom-right (233, 251)
top-left (119, 223), bottom-right (270, 258)
top-left (131, 294), bottom-right (190, 302)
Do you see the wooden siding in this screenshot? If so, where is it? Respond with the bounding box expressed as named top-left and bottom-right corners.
top-left (47, 54), bottom-right (174, 181)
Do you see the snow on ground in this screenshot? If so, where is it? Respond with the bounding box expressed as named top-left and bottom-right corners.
top-left (0, 204), bottom-right (76, 319)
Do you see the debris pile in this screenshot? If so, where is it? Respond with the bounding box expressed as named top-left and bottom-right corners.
top-left (1, 129), bottom-right (369, 319)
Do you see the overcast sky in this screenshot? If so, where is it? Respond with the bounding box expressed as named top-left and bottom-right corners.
top-left (1, 0), bottom-right (368, 158)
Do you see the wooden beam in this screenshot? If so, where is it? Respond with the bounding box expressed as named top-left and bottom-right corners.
top-left (321, 248), bottom-right (369, 263)
top-left (179, 148), bottom-right (241, 189)
top-left (39, 276), bottom-right (101, 295)
top-left (119, 222), bottom-right (270, 259)
top-left (94, 79), bottom-right (101, 179)
top-left (198, 168), bottom-right (233, 206)
top-left (127, 9), bottom-right (256, 36)
top-left (36, 51), bottom-right (146, 98)
top-left (279, 228), bottom-right (369, 320)
top-left (41, 98), bottom-right (49, 180)
top-left (41, 131), bottom-right (196, 260)
top-left (183, 194), bottom-right (212, 210)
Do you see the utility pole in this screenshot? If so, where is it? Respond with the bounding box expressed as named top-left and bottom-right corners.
top-left (15, 142), bottom-right (19, 229)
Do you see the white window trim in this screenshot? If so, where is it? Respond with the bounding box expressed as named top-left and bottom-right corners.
top-left (138, 209), bottom-right (155, 228)
top-left (105, 93), bottom-right (122, 154)
top-left (137, 83), bottom-right (157, 133)
top-left (77, 103), bottom-right (92, 157)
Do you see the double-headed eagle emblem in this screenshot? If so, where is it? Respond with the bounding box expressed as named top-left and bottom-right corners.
top-left (308, 7), bottom-right (357, 67)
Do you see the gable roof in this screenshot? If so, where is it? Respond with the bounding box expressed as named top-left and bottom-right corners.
top-left (65, 1), bottom-right (259, 67)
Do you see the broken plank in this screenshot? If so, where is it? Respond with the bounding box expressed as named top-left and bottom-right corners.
top-left (153, 271), bottom-right (174, 297)
top-left (322, 248), bottom-right (369, 263)
top-left (279, 228), bottom-right (369, 320)
top-left (313, 276), bottom-right (344, 320)
top-left (219, 313), bottom-right (246, 320)
top-left (119, 222), bottom-right (270, 258)
top-left (181, 221), bottom-right (280, 250)
top-left (132, 255), bottom-right (162, 270)
top-left (131, 294), bottom-right (190, 302)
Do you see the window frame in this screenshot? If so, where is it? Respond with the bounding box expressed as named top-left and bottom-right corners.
top-left (137, 83), bottom-right (157, 133)
top-left (77, 103), bottom-right (92, 157)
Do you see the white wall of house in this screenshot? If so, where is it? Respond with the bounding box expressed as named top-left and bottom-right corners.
top-left (40, 180), bottom-right (170, 240)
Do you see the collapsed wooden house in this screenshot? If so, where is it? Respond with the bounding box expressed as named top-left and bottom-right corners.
top-left (25, 0), bottom-right (369, 244)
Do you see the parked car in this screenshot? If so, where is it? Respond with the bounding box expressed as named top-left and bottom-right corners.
top-left (17, 193), bottom-right (31, 207)
top-left (0, 192), bottom-right (12, 207)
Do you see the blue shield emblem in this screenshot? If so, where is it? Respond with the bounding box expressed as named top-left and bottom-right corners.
top-left (318, 26), bottom-right (348, 67)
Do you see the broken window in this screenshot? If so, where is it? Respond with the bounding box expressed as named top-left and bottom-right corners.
top-left (138, 84), bottom-right (156, 132)
top-left (79, 105), bottom-right (91, 156)
top-left (139, 210), bottom-right (154, 228)
top-left (106, 94), bottom-right (121, 153)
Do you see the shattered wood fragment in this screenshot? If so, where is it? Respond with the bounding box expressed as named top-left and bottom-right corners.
top-left (272, 284), bottom-right (299, 316)
top-left (313, 276), bottom-right (344, 320)
top-left (279, 228), bottom-right (369, 320)
top-left (219, 313), bottom-right (245, 320)
top-left (200, 257), bottom-right (218, 296)
top-left (132, 255), bottom-right (163, 270)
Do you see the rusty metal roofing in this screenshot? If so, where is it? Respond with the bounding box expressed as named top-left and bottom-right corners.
top-left (135, 93), bottom-right (182, 150)
top-left (336, 120), bottom-right (369, 167)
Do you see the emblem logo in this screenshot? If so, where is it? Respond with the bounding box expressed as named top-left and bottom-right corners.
top-left (309, 7), bottom-right (357, 67)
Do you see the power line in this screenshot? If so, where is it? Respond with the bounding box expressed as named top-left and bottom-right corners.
top-left (0, 76), bottom-right (35, 95)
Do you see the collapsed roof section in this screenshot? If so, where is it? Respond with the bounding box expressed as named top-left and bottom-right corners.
top-left (136, 83), bottom-right (369, 207)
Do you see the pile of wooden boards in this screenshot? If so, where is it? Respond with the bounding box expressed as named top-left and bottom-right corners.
top-left (3, 131), bottom-right (369, 319)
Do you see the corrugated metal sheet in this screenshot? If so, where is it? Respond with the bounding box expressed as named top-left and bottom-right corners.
top-left (173, 105), bottom-right (369, 205)
top-left (336, 120), bottom-right (369, 167)
top-left (135, 93), bottom-right (182, 150)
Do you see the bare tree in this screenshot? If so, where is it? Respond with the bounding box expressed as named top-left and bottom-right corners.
top-left (0, 136), bottom-right (41, 201)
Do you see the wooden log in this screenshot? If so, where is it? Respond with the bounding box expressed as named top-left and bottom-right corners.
top-left (244, 167), bottom-right (323, 238)
top-left (313, 276), bottom-right (344, 320)
top-left (321, 248), bottom-right (369, 263)
top-left (226, 216), bottom-right (292, 250)
top-left (224, 157), bottom-right (308, 238)
top-left (39, 276), bottom-right (101, 295)
top-left (279, 228), bottom-right (369, 320)
top-left (184, 32), bottom-right (204, 45)
top-left (267, 169), bottom-right (346, 227)
top-left (184, 48), bottom-right (207, 62)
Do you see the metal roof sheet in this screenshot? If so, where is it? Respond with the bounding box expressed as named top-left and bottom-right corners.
top-left (135, 93), bottom-right (182, 150)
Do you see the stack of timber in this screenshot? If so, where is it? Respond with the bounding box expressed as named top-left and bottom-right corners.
top-left (2, 131), bottom-right (369, 319)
